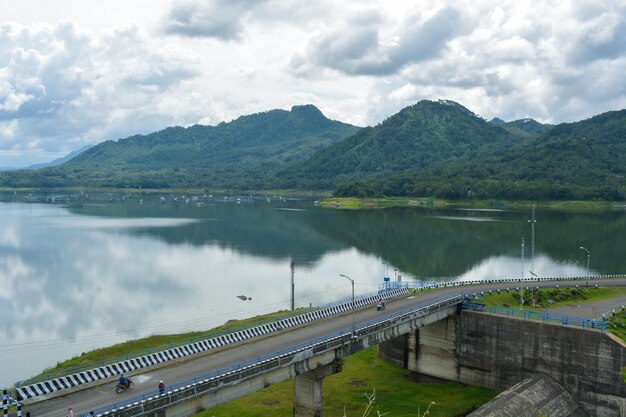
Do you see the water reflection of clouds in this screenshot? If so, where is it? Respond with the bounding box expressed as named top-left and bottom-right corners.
top-left (0, 227), bottom-right (20, 248)
top-left (1, 200), bottom-right (613, 386)
top-left (430, 215), bottom-right (501, 222)
top-left (275, 208), bottom-right (308, 212)
top-left (0, 255), bottom-right (31, 299)
top-left (42, 217), bottom-right (199, 230)
top-left (0, 206), bottom-right (388, 385)
top-left (455, 208), bottom-right (507, 212)
top-left (454, 254), bottom-right (588, 282)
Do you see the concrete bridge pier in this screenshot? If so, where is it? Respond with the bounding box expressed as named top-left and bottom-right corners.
top-left (294, 361), bottom-right (341, 417)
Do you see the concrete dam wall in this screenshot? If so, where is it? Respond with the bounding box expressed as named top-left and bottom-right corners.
top-left (379, 310), bottom-right (626, 417)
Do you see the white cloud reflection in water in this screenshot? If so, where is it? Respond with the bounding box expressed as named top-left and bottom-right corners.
top-left (453, 254), bottom-right (589, 283)
top-left (0, 203), bottom-right (387, 385)
top-left (0, 201), bottom-right (596, 386)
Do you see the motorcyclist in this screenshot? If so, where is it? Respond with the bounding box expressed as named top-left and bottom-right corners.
top-left (118, 374), bottom-right (129, 389)
top-left (378, 298), bottom-right (385, 308)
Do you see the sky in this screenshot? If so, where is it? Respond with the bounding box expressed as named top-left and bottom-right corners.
top-left (0, 0), bottom-right (625, 167)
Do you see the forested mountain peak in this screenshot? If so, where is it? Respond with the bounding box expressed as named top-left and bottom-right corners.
top-left (505, 118), bottom-right (554, 137)
top-left (2, 100), bottom-right (625, 201)
top-left (2, 104), bottom-right (359, 189)
top-left (334, 106), bottom-right (626, 201)
top-left (385, 99), bottom-right (484, 125)
top-left (544, 108), bottom-right (626, 144)
top-left (276, 99), bottom-right (519, 189)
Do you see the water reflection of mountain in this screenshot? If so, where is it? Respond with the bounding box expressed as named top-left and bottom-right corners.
top-left (67, 198), bottom-right (346, 266)
top-left (65, 196), bottom-right (626, 277)
top-left (310, 207), bottom-right (626, 277)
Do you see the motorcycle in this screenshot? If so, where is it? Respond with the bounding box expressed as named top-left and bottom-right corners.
top-left (115, 378), bottom-right (134, 394)
top-left (376, 301), bottom-right (385, 311)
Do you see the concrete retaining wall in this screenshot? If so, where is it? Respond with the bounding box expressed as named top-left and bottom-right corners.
top-left (378, 335), bottom-right (407, 369)
top-left (380, 311), bottom-right (626, 417)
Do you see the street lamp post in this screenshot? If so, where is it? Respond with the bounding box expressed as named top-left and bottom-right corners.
top-left (339, 274), bottom-right (355, 337)
top-left (528, 205), bottom-right (536, 274)
top-left (529, 270), bottom-right (538, 307)
top-left (580, 246), bottom-right (590, 286)
top-left (519, 236), bottom-right (524, 310)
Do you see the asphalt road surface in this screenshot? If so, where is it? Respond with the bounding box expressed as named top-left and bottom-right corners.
top-left (16, 278), bottom-right (626, 417)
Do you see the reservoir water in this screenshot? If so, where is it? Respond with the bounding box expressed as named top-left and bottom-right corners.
top-left (1, 192), bottom-right (625, 386)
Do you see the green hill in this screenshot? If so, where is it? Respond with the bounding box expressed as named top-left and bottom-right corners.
top-left (276, 100), bottom-right (526, 189)
top-left (490, 117), bottom-right (554, 138)
top-left (335, 109), bottom-right (626, 200)
top-left (2, 99), bottom-right (625, 201)
top-left (0, 105), bottom-right (358, 189)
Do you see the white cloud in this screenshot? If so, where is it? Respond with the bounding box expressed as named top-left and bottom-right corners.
top-left (0, 21), bottom-right (198, 166)
top-left (1, 0), bottom-right (626, 166)
top-left (343, 0), bottom-right (626, 123)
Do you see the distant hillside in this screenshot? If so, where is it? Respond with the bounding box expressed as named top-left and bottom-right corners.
top-left (29, 145), bottom-right (93, 170)
top-left (0, 105), bottom-right (358, 188)
top-left (490, 117), bottom-right (554, 138)
top-left (276, 100), bottom-right (525, 189)
top-left (2, 99), bottom-right (624, 201)
top-left (336, 109), bottom-right (626, 200)
top-left (0, 145), bottom-right (92, 171)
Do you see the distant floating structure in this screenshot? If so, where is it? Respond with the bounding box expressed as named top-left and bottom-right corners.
top-left (236, 295), bottom-right (252, 301)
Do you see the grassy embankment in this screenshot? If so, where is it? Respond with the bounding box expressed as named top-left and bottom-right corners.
top-left (200, 346), bottom-right (496, 417)
top-left (204, 285), bottom-right (626, 416)
top-left (29, 286), bottom-right (626, 416)
top-left (478, 286), bottom-right (626, 341)
top-left (29, 306), bottom-right (498, 417)
top-left (320, 197), bottom-right (624, 210)
top-left (32, 309), bottom-right (313, 380)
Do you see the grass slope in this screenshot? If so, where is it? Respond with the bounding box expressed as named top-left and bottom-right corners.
top-left (480, 286), bottom-right (626, 342)
top-left (201, 346), bottom-right (497, 417)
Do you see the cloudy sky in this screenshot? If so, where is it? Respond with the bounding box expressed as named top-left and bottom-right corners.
top-left (1, 0), bottom-right (625, 167)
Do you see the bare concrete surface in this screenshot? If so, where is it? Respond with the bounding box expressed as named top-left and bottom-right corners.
top-left (468, 374), bottom-right (588, 417)
top-left (541, 294), bottom-right (626, 319)
top-left (10, 278), bottom-right (626, 417)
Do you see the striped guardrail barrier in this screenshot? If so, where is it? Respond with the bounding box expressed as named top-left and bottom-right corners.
top-left (15, 288), bottom-right (409, 401)
top-left (82, 293), bottom-right (463, 416)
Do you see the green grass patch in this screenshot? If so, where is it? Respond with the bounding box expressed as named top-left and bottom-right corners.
top-left (608, 310), bottom-right (626, 342)
top-left (29, 308), bottom-right (315, 383)
top-left (320, 197), bottom-right (446, 210)
top-left (479, 286), bottom-right (626, 311)
top-left (319, 197), bottom-right (621, 211)
top-left (477, 286), bottom-right (626, 343)
top-left (200, 346), bottom-right (497, 417)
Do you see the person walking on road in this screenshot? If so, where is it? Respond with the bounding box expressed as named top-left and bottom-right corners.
top-left (66, 406), bottom-right (74, 417)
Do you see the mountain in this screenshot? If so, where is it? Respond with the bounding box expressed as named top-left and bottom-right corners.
top-left (335, 108), bottom-right (626, 200)
top-left (0, 105), bottom-right (358, 188)
top-left (2, 99), bottom-right (624, 201)
top-left (490, 117), bottom-right (554, 138)
top-left (276, 100), bottom-right (524, 189)
top-left (29, 145), bottom-right (93, 170)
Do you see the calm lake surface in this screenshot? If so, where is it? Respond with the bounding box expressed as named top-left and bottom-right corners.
top-left (1, 192), bottom-right (625, 386)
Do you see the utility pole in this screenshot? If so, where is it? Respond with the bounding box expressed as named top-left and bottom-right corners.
top-left (580, 247), bottom-right (590, 287)
top-left (529, 205), bottom-right (536, 273)
top-left (519, 236), bottom-right (524, 310)
top-left (528, 205), bottom-right (536, 305)
top-left (290, 260), bottom-right (295, 310)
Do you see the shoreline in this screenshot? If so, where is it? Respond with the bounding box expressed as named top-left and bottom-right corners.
top-left (319, 196), bottom-right (626, 210)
